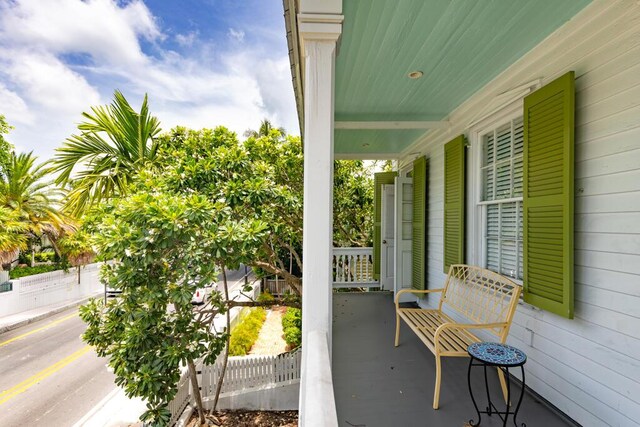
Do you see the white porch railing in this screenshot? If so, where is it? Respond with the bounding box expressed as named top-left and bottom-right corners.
top-left (332, 247), bottom-right (378, 287)
top-left (300, 330), bottom-right (338, 426)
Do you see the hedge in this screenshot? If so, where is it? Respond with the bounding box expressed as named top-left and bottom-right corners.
top-left (9, 264), bottom-right (63, 279)
top-left (229, 308), bottom-right (267, 356)
top-left (281, 307), bottom-right (301, 348)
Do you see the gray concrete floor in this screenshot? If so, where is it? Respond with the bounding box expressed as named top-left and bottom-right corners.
top-left (332, 292), bottom-right (574, 427)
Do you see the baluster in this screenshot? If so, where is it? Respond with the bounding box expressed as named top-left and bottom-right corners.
top-left (352, 254), bottom-right (358, 282)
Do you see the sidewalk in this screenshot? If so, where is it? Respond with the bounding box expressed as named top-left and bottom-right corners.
top-left (0, 292), bottom-right (101, 334)
top-left (72, 387), bottom-right (147, 427)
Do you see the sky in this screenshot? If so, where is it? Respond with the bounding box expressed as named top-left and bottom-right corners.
top-left (0, 0), bottom-right (298, 161)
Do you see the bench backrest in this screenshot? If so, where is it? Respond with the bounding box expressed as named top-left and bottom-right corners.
top-left (439, 264), bottom-right (522, 340)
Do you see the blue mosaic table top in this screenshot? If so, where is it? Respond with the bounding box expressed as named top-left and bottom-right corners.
top-left (467, 342), bottom-right (527, 367)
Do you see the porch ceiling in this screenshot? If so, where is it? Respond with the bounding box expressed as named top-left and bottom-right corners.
top-left (333, 0), bottom-right (592, 157)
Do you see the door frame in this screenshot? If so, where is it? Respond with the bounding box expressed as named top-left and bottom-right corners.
top-left (394, 176), bottom-right (415, 303)
top-left (380, 184), bottom-right (395, 290)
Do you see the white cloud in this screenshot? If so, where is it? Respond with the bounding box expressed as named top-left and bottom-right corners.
top-left (175, 31), bottom-right (198, 47)
top-left (2, 49), bottom-right (101, 113)
top-left (0, 83), bottom-right (32, 125)
top-left (228, 28), bottom-right (245, 43)
top-left (0, 0), bottom-right (160, 68)
top-left (0, 0), bottom-right (299, 161)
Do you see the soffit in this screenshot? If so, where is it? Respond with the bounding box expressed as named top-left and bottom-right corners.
top-left (334, 0), bottom-right (592, 157)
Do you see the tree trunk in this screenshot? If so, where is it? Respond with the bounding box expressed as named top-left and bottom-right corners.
top-left (212, 266), bottom-right (231, 412)
top-left (187, 358), bottom-right (206, 426)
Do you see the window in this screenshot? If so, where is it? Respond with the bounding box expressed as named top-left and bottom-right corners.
top-left (480, 118), bottom-right (523, 280)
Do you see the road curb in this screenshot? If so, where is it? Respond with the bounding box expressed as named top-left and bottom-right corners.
top-left (0, 294), bottom-right (100, 335)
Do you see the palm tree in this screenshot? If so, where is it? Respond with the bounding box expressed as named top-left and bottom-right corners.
top-left (50, 90), bottom-right (161, 215)
top-left (243, 119), bottom-right (285, 139)
top-left (0, 152), bottom-right (70, 266)
top-left (0, 207), bottom-right (27, 269)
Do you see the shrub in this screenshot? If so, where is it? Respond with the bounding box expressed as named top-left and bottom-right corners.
top-left (229, 308), bottom-right (267, 356)
top-left (281, 307), bottom-right (301, 330)
top-left (283, 326), bottom-right (301, 348)
top-left (257, 291), bottom-right (275, 303)
top-left (34, 251), bottom-right (56, 263)
top-left (281, 308), bottom-right (301, 348)
top-left (9, 264), bottom-right (61, 279)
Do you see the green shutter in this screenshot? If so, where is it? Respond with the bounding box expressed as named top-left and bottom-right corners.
top-left (412, 156), bottom-right (427, 290)
top-left (373, 171), bottom-right (397, 280)
top-left (523, 71), bottom-right (574, 319)
top-left (443, 135), bottom-right (466, 273)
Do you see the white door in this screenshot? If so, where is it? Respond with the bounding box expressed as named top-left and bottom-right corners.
top-left (380, 184), bottom-right (395, 290)
top-left (394, 177), bottom-right (414, 303)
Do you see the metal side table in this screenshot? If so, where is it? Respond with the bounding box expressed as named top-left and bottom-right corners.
top-left (467, 342), bottom-right (527, 427)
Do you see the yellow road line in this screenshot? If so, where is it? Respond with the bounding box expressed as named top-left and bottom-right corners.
top-left (0, 345), bottom-right (91, 405)
top-left (0, 312), bottom-right (78, 348)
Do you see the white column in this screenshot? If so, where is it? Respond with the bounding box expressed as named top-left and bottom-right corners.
top-left (298, 13), bottom-right (342, 426)
top-left (301, 38), bottom-right (337, 343)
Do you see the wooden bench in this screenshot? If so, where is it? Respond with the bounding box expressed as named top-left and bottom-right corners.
top-left (395, 264), bottom-right (522, 409)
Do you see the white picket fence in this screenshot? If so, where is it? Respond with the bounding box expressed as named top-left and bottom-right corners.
top-left (201, 348), bottom-right (302, 398)
top-left (168, 369), bottom-right (192, 426)
top-left (167, 348), bottom-right (302, 423)
top-left (0, 263), bottom-right (102, 316)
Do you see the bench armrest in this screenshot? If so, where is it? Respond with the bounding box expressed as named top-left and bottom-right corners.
top-left (433, 321), bottom-right (508, 351)
top-left (395, 288), bottom-right (444, 306)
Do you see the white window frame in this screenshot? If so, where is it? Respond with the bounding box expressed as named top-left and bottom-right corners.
top-left (467, 101), bottom-right (523, 284)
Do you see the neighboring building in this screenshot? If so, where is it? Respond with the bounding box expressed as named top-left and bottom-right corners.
top-left (285, 1), bottom-right (640, 426)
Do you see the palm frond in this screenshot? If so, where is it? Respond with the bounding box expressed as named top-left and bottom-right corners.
top-left (49, 90), bottom-right (162, 214)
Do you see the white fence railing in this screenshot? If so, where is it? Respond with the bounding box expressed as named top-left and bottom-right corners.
top-left (332, 247), bottom-right (377, 287)
top-left (201, 348), bottom-right (302, 399)
top-left (0, 263), bottom-right (102, 316)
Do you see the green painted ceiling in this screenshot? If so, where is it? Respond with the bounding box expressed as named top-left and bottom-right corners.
top-left (334, 0), bottom-right (592, 156)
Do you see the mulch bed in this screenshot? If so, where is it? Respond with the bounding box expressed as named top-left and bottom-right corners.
top-left (187, 410), bottom-right (298, 426)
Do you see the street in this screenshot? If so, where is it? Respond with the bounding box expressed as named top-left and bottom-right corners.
top-left (0, 267), bottom-right (252, 426)
top-left (0, 308), bottom-right (115, 427)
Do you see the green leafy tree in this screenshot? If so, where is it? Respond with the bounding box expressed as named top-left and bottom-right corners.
top-left (80, 190), bottom-right (267, 425)
top-left (50, 90), bottom-right (161, 216)
top-left (0, 115), bottom-right (14, 176)
top-left (333, 160), bottom-right (375, 247)
top-left (153, 126), bottom-right (304, 294)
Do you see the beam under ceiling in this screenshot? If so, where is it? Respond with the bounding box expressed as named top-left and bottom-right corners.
top-left (335, 121), bottom-right (449, 130)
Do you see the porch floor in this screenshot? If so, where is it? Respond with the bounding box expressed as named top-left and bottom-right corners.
top-left (332, 292), bottom-right (573, 427)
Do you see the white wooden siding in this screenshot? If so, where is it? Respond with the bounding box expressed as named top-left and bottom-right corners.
top-left (401, 2), bottom-right (640, 426)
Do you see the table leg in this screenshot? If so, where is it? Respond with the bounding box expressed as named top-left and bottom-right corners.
top-left (513, 366), bottom-right (527, 427)
top-left (467, 358), bottom-right (482, 426)
top-left (484, 363), bottom-right (493, 416)
top-left (503, 367), bottom-right (511, 427)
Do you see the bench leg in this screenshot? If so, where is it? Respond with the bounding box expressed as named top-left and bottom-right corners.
top-left (497, 366), bottom-right (509, 405)
top-left (394, 313), bottom-right (401, 347)
top-left (433, 354), bottom-right (442, 409)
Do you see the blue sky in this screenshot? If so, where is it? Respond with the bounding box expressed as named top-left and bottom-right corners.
top-left (0, 0), bottom-right (297, 160)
